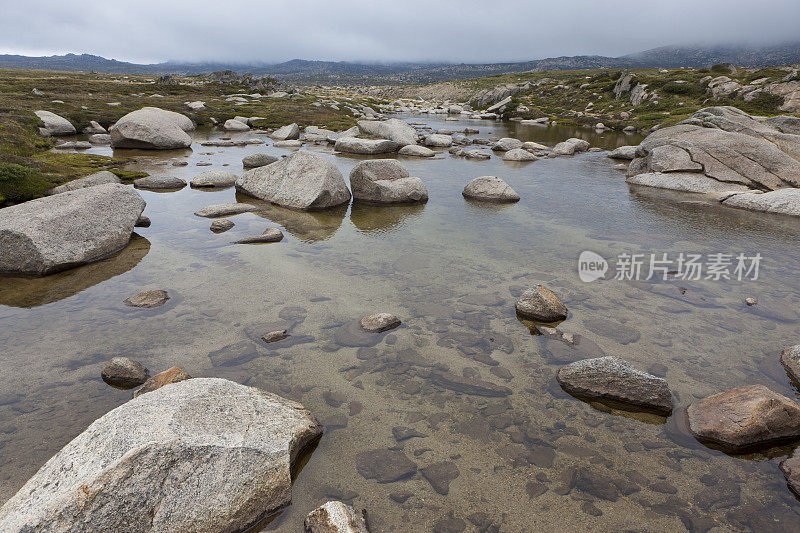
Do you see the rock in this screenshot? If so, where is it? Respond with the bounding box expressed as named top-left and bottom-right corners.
top-left (355, 449), bottom-right (417, 483)
top-left (551, 138), bottom-right (590, 156)
top-left (34, 110), bottom-right (75, 136)
top-left (464, 150), bottom-right (490, 160)
top-left (235, 228), bottom-right (284, 244)
top-left (428, 370), bottom-right (512, 397)
top-left (613, 71), bottom-right (636, 99)
top-left (274, 140), bottom-right (303, 148)
top-left (334, 137), bottom-right (399, 155)
top-left (745, 297), bottom-right (758, 306)
top-left (556, 356), bottom-right (673, 415)
top-left (722, 189), bottom-right (800, 216)
top-left (0, 379), bottom-right (322, 532)
top-left (607, 145), bottom-right (637, 160)
top-left (262, 330), bottom-right (290, 343)
top-left (447, 105), bottom-right (463, 115)
top-left (627, 172), bottom-right (749, 195)
top-left (349, 159), bottom-right (428, 204)
top-left (190, 171), bottom-right (238, 188)
top-left (83, 120), bottom-right (107, 134)
top-left (421, 462), bottom-right (459, 495)
top-left (194, 203), bottom-right (260, 217)
top-left (101, 357), bottom-right (149, 389)
top-left (210, 219), bottom-right (235, 233)
top-left (686, 384), bottom-right (800, 452)
top-left (186, 101), bottom-right (205, 110)
top-left (360, 312), bottom-right (401, 333)
top-left (515, 285), bottom-right (568, 322)
top-left (304, 501), bottom-right (370, 533)
top-left (133, 175), bottom-right (187, 190)
top-left (392, 427), bottom-right (427, 441)
top-left (88, 133), bottom-right (111, 144)
top-left (48, 171), bottom-right (120, 194)
top-left (270, 123), bottom-right (300, 140)
top-left (224, 119), bottom-right (250, 131)
top-left (491, 138), bottom-right (523, 152)
top-left (357, 118), bottom-right (417, 146)
top-left (237, 151), bottom-right (351, 210)
top-left (133, 366), bottom-right (192, 398)
top-left (0, 184), bottom-right (145, 275)
top-left (780, 450), bottom-right (800, 497)
top-left (424, 134), bottom-right (453, 147)
top-left (110, 107), bottom-right (193, 149)
top-left (502, 148), bottom-right (537, 162)
top-left (781, 345), bottom-right (800, 383)
top-left (135, 215), bottom-right (151, 228)
top-left (462, 176), bottom-right (519, 203)
top-left (124, 289), bottom-right (170, 308)
top-left (242, 153), bottom-right (278, 168)
top-left (707, 76), bottom-right (742, 98)
top-left (398, 145), bottom-right (435, 157)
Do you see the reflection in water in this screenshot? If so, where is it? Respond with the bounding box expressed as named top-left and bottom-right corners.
top-left (509, 122), bottom-right (646, 150)
top-left (349, 202), bottom-right (425, 235)
top-left (0, 234), bottom-right (150, 308)
top-left (237, 192), bottom-right (347, 243)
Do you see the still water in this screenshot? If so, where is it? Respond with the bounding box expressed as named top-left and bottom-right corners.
top-left (1, 115), bottom-right (799, 532)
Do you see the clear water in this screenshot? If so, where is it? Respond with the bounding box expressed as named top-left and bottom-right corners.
top-left (1, 115), bottom-right (799, 532)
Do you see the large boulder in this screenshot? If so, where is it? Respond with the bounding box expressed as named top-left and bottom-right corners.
top-left (462, 176), bottom-right (519, 203)
top-left (34, 110), bottom-right (75, 136)
top-left (556, 356), bottom-right (673, 415)
top-left (423, 134), bottom-right (452, 147)
top-left (550, 138), bottom-right (590, 156)
top-left (110, 107), bottom-right (193, 149)
top-left (236, 150), bottom-right (351, 210)
top-left (722, 189), bottom-right (800, 216)
top-left (223, 119), bottom-right (250, 132)
top-left (0, 183), bottom-right (145, 275)
top-left (357, 119), bottom-right (417, 146)
top-left (334, 137), bottom-right (399, 155)
top-left (0, 378), bottom-right (322, 533)
top-left (48, 171), bottom-right (121, 194)
top-left (349, 159), bottom-right (428, 204)
top-left (627, 172), bottom-right (749, 196)
top-left (607, 145), bottom-right (637, 160)
top-left (491, 138), bottom-right (523, 152)
top-left (686, 384), bottom-right (800, 452)
top-left (503, 148), bottom-right (537, 162)
top-left (271, 123), bottom-right (300, 140)
top-left (628, 107), bottom-right (800, 192)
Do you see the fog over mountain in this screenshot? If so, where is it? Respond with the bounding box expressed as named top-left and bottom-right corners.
top-left (2, 0), bottom-right (800, 64)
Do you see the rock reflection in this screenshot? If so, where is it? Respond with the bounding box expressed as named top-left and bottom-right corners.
top-left (236, 192), bottom-right (347, 242)
top-left (0, 234), bottom-right (150, 308)
top-left (350, 202), bottom-right (425, 235)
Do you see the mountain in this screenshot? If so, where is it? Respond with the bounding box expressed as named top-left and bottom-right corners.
top-left (1, 43), bottom-right (798, 84)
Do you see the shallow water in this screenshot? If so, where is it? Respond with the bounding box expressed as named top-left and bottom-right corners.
top-left (2, 115), bottom-right (800, 531)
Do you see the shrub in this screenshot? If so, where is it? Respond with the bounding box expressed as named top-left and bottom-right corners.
top-left (735, 92), bottom-right (785, 115)
top-left (0, 162), bottom-right (52, 204)
top-left (661, 82), bottom-right (705, 97)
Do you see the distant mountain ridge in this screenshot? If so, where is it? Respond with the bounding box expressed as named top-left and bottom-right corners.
top-left (1, 42), bottom-right (799, 84)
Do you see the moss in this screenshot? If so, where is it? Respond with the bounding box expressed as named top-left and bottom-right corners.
top-left (0, 162), bottom-right (52, 204)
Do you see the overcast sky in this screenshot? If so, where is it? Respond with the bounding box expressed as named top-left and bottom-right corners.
top-left (2, 0), bottom-right (799, 64)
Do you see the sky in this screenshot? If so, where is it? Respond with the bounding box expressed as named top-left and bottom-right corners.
top-left (2, 0), bottom-right (799, 64)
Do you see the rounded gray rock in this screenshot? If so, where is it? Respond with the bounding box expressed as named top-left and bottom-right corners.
top-left (462, 176), bottom-right (520, 203)
top-left (101, 357), bottom-right (149, 389)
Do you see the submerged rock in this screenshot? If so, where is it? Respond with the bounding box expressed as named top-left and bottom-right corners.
top-left (133, 176), bottom-right (187, 190)
top-left (0, 183), bottom-right (145, 276)
top-left (781, 345), bottom-right (800, 383)
top-left (48, 171), bottom-right (120, 194)
top-left (237, 151), bottom-right (351, 210)
top-left (722, 189), bottom-right (800, 216)
top-left (0, 379), bottom-right (322, 533)
top-left (35, 110), bottom-right (75, 136)
top-left (355, 448), bottom-right (417, 483)
top-left (210, 219), bottom-right (235, 233)
top-left (780, 450), bottom-right (800, 497)
top-left (462, 176), bottom-right (519, 203)
top-left (235, 228), bottom-right (284, 244)
top-left (627, 172), bottom-right (749, 195)
top-left (190, 171), bottom-right (238, 188)
top-left (262, 330), bottom-right (290, 343)
top-left (101, 357), bottom-right (149, 389)
top-left (360, 312), bottom-right (401, 333)
top-left (349, 159), bottom-right (428, 204)
top-left (514, 285), bottom-right (568, 323)
top-left (110, 107), bottom-right (193, 149)
top-left (428, 370), bottom-right (512, 397)
top-left (133, 366), bottom-right (191, 398)
top-left (421, 461), bottom-right (460, 495)
top-left (194, 203), bottom-right (259, 217)
top-left (304, 501), bottom-right (370, 533)
top-left (686, 384), bottom-right (800, 452)
top-left (124, 289), bottom-right (170, 308)
top-left (556, 356), bottom-right (673, 415)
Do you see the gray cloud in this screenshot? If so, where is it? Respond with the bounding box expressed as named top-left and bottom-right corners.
top-left (2, 0), bottom-right (799, 64)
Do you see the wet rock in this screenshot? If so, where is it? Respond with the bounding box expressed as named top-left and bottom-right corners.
top-left (428, 370), bottom-right (511, 397)
top-left (124, 289), bottom-right (170, 308)
top-left (110, 107), bottom-right (193, 149)
top-left (693, 483), bottom-right (740, 511)
top-left (88, 133), bottom-right (111, 144)
top-left (514, 285), bottom-right (568, 323)
top-left (421, 461), bottom-right (460, 495)
top-left (627, 172), bottom-right (749, 195)
top-left (190, 171), bottom-right (238, 188)
top-left (398, 145), bottom-right (435, 157)
top-left (355, 449), bottom-right (417, 483)
top-left (0, 184), bottom-right (145, 276)
top-left (210, 219), bottom-right (235, 233)
top-left (525, 481), bottom-right (548, 499)
top-left (433, 513), bottom-right (466, 533)
top-left (389, 491), bottom-right (412, 503)
top-left (236, 151), bottom-right (351, 210)
top-left (235, 228), bottom-right (284, 244)
top-left (745, 297), bottom-right (758, 306)
top-left (583, 318), bottom-right (641, 345)
top-left (323, 390), bottom-right (347, 408)
top-left (0, 379), bottom-right (322, 533)
top-left (133, 175), bottom-right (187, 190)
top-left (35, 110), bottom-right (75, 136)
top-left (49, 171), bottom-right (120, 194)
top-left (349, 159), bottom-right (428, 204)
top-left (462, 176), bottom-right (520, 203)
top-left (194, 203), bottom-right (259, 217)
top-left (262, 330), bottom-right (289, 344)
top-left (557, 356), bottom-right (673, 415)
top-left (334, 137), bottom-right (399, 155)
top-left (464, 150), bottom-right (490, 160)
top-left (723, 189), bottom-right (800, 217)
top-left (687, 384), bottom-right (800, 452)
top-left (304, 501), bottom-right (370, 533)
top-left (242, 153), bottom-right (279, 168)
top-left (334, 320), bottom-right (383, 348)
top-left (207, 342), bottom-right (260, 367)
top-left (133, 366), bottom-right (191, 398)
top-left (360, 312), bottom-right (401, 333)
top-left (392, 426), bottom-right (428, 442)
top-left (781, 345), bottom-right (800, 383)
top-left (573, 468), bottom-right (619, 501)
top-left (135, 215), bottom-right (151, 228)
top-left (101, 357), bottom-right (149, 389)
top-left (502, 148), bottom-right (537, 162)
top-left (779, 449), bottom-right (800, 497)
